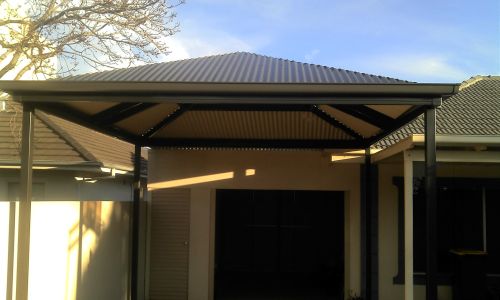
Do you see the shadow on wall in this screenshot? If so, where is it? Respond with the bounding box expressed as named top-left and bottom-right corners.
top-left (75, 201), bottom-right (131, 300)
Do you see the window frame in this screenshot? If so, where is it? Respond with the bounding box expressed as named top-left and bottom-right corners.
top-left (392, 176), bottom-right (500, 285)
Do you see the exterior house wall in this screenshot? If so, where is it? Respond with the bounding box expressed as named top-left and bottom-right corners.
top-left (148, 149), bottom-right (362, 300)
top-left (378, 159), bottom-right (500, 300)
top-left (0, 169), bottom-right (133, 300)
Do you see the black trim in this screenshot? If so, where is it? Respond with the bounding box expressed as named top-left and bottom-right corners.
top-left (29, 100), bottom-right (443, 151)
top-left (361, 156), bottom-right (379, 300)
top-left (425, 108), bottom-right (438, 300)
top-left (31, 102), bottom-right (139, 143)
top-left (16, 91), bottom-right (446, 105)
top-left (366, 105), bottom-right (429, 146)
top-left (331, 105), bottom-right (394, 130)
top-left (310, 105), bottom-right (364, 141)
top-left (144, 138), bottom-right (365, 149)
top-left (141, 105), bottom-right (189, 138)
top-left (130, 144), bottom-right (141, 300)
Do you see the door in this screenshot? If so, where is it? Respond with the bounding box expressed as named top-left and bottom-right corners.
top-left (215, 189), bottom-right (344, 300)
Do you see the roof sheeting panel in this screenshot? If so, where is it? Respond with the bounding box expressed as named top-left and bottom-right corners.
top-left (319, 105), bottom-right (381, 138)
top-left (115, 104), bottom-right (179, 135)
top-left (155, 111), bottom-right (355, 140)
top-left (65, 101), bottom-right (118, 115)
top-left (62, 52), bottom-right (409, 84)
top-left (365, 105), bottom-right (412, 119)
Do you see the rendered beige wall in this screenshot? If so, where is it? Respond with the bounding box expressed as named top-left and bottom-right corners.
top-left (378, 160), bottom-right (500, 300)
top-left (188, 188), bottom-right (214, 300)
top-left (149, 149), bottom-right (362, 300)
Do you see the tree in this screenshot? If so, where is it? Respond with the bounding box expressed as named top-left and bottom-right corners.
top-left (0, 0), bottom-right (184, 80)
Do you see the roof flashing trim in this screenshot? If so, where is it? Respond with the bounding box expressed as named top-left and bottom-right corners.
top-left (0, 80), bottom-right (459, 98)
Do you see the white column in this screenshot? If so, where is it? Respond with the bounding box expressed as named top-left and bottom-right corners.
top-left (404, 150), bottom-right (414, 300)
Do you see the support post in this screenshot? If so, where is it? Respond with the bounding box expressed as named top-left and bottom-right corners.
top-left (425, 107), bottom-right (437, 300)
top-left (404, 151), bottom-right (414, 300)
top-left (131, 144), bottom-right (142, 300)
top-left (360, 150), bottom-right (370, 299)
top-left (16, 103), bottom-right (34, 300)
top-left (361, 148), bottom-right (374, 300)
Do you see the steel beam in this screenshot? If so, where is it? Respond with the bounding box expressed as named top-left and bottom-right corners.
top-left (131, 144), bottom-right (142, 300)
top-left (330, 105), bottom-right (394, 130)
top-left (366, 106), bottom-right (428, 146)
top-left (310, 105), bottom-right (364, 140)
top-left (32, 102), bottom-right (138, 143)
top-left (142, 105), bottom-right (189, 138)
top-left (93, 103), bottom-right (157, 125)
top-left (16, 103), bottom-right (34, 300)
top-left (144, 138), bottom-right (365, 149)
top-left (18, 92), bottom-right (443, 106)
top-left (425, 107), bottom-right (437, 300)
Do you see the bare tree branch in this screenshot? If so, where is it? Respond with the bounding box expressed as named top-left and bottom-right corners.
top-left (0, 0), bottom-right (184, 79)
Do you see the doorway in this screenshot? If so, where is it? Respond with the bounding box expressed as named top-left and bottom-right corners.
top-left (215, 189), bottom-right (344, 300)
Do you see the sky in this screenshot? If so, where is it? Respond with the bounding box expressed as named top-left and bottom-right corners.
top-left (159, 0), bottom-right (500, 83)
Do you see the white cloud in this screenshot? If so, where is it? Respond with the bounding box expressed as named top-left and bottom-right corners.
top-left (159, 22), bottom-right (267, 62)
top-left (304, 49), bottom-right (320, 62)
top-left (361, 54), bottom-right (468, 82)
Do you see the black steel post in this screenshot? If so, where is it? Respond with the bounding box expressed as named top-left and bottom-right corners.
top-left (131, 144), bottom-right (142, 300)
top-left (361, 148), bottom-right (372, 300)
top-left (16, 103), bottom-right (34, 300)
top-left (425, 107), bottom-right (437, 300)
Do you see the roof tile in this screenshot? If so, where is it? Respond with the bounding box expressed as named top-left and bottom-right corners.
top-left (376, 76), bottom-right (500, 148)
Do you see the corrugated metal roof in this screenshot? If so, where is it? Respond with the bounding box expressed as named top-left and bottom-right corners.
top-left (376, 76), bottom-right (500, 148)
top-left (155, 110), bottom-right (355, 140)
top-left (62, 52), bottom-right (409, 84)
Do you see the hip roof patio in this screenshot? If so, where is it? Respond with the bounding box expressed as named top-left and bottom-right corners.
top-left (0, 52), bottom-right (459, 300)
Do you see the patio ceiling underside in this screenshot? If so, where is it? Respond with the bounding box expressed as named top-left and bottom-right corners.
top-left (27, 99), bottom-right (429, 149)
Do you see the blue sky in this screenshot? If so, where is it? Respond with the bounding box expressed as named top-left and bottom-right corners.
top-left (161, 0), bottom-right (499, 83)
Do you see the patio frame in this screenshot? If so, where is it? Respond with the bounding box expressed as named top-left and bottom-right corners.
top-left (1, 77), bottom-right (457, 300)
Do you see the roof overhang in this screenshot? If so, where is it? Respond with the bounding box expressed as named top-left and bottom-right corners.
top-left (0, 80), bottom-right (460, 150)
top-left (2, 81), bottom-right (457, 104)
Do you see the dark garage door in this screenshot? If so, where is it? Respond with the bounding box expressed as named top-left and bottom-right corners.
top-left (215, 190), bottom-right (344, 300)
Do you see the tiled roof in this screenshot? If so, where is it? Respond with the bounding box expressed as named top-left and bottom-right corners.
top-left (62, 52), bottom-right (409, 84)
top-left (376, 76), bottom-right (500, 148)
top-left (0, 103), bottom-right (84, 163)
top-left (0, 101), bottom-right (136, 170)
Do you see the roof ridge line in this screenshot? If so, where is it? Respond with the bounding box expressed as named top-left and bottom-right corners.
top-left (34, 111), bottom-right (102, 164)
top-left (60, 51), bottom-right (411, 83)
top-left (460, 75), bottom-right (500, 91)
top-left (239, 52), bottom-right (411, 83)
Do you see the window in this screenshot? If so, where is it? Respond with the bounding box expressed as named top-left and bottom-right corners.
top-left (393, 177), bottom-right (500, 284)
